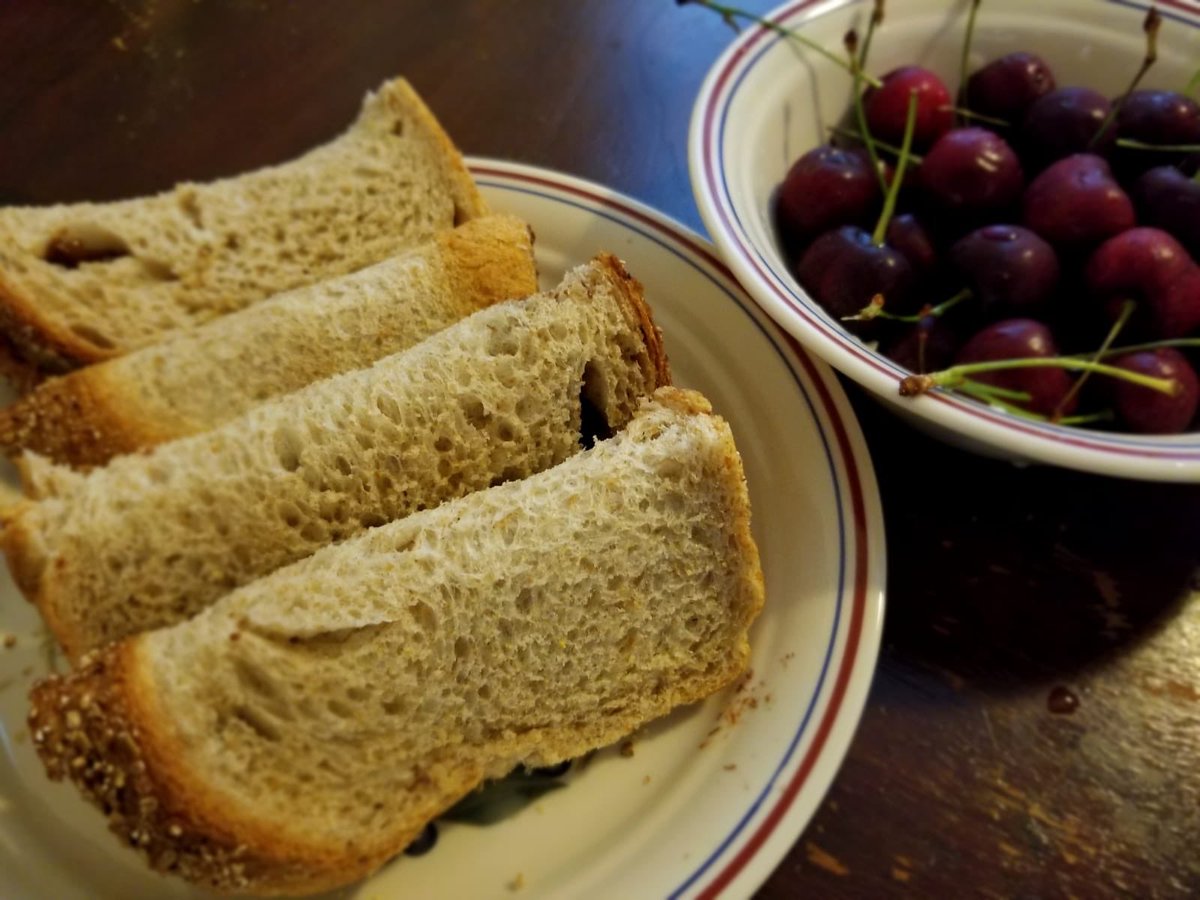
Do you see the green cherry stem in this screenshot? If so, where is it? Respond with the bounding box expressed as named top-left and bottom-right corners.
top-left (858, 0), bottom-right (885, 68)
top-left (1116, 137), bottom-right (1200, 152)
top-left (940, 105), bottom-right (1010, 127)
top-left (900, 356), bottom-right (1179, 398)
top-left (1051, 299), bottom-right (1135, 420)
top-left (1090, 6), bottom-right (1161, 148)
top-left (1185, 64), bottom-right (1200, 97)
top-left (843, 287), bottom-right (971, 323)
top-left (846, 29), bottom-right (889, 193)
top-left (679, 0), bottom-right (883, 87)
top-left (957, 0), bottom-right (983, 125)
top-left (1073, 336), bottom-right (1200, 360)
top-left (827, 126), bottom-right (926, 163)
top-left (871, 90), bottom-right (919, 246)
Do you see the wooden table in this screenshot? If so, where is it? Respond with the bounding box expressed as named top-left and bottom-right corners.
top-left (3, 1), bottom-right (1198, 896)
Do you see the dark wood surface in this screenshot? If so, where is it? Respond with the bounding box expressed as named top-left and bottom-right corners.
top-left (3, 1), bottom-right (1199, 897)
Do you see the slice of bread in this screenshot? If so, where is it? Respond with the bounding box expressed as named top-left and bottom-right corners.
top-left (3, 255), bottom-right (668, 661)
top-left (27, 387), bottom-right (764, 896)
top-left (0, 214), bottom-right (537, 468)
top-left (0, 77), bottom-right (488, 375)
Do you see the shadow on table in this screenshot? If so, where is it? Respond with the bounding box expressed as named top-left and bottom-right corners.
top-left (849, 384), bottom-right (1200, 691)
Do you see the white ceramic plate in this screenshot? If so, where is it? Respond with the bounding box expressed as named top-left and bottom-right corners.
top-left (0, 159), bottom-right (886, 900)
top-left (689, 0), bottom-right (1200, 481)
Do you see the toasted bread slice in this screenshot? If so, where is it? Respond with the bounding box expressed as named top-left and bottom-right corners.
top-left (3, 255), bottom-right (669, 660)
top-left (28, 388), bottom-right (764, 896)
top-left (0, 215), bottom-right (537, 468)
top-left (0, 77), bottom-right (488, 375)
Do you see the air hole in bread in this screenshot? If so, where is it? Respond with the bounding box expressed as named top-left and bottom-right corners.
top-left (579, 363), bottom-right (614, 449)
top-left (273, 427), bottom-right (303, 472)
top-left (42, 223), bottom-right (130, 269)
top-left (392, 118), bottom-right (405, 137)
top-left (178, 192), bottom-right (204, 229)
top-left (66, 322), bottom-right (116, 351)
top-left (376, 395), bottom-right (402, 423)
top-left (410, 600), bottom-right (438, 634)
top-left (453, 203), bottom-right (470, 227)
top-left (433, 436), bottom-right (453, 453)
top-left (454, 637), bottom-right (471, 661)
top-left (232, 705), bottom-right (281, 742)
top-left (277, 501), bottom-right (303, 528)
top-left (515, 588), bottom-right (534, 613)
top-left (460, 396), bottom-right (490, 429)
top-left (381, 698), bottom-right (404, 716)
top-left (327, 699), bottom-right (353, 719)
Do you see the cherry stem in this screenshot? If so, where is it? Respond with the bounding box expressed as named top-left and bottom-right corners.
top-left (847, 30), bottom-right (889, 194)
top-left (1074, 336), bottom-right (1200, 359)
top-left (941, 105), bottom-right (1010, 127)
top-left (828, 126), bottom-right (926, 163)
top-left (1186, 65), bottom-right (1200, 97)
top-left (957, 0), bottom-right (983, 125)
top-left (1051, 299), bottom-right (1134, 420)
top-left (845, 287), bottom-right (971, 323)
top-left (859, 0), bottom-right (885, 68)
top-left (1090, 6), bottom-right (1161, 148)
top-left (1116, 137), bottom-right (1200, 152)
top-left (679, 1), bottom-right (883, 87)
top-left (871, 90), bottom-right (919, 246)
top-left (902, 356), bottom-right (1179, 397)
top-left (958, 380), bottom-right (1115, 425)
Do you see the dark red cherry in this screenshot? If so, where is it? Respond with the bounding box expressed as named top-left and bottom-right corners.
top-left (1020, 87), bottom-right (1115, 170)
top-left (955, 318), bottom-right (1075, 415)
top-left (919, 127), bottom-right (1024, 220)
top-left (775, 144), bottom-right (881, 245)
top-left (1148, 268), bottom-right (1200, 339)
top-left (1023, 154), bottom-right (1135, 249)
top-left (1108, 348), bottom-right (1199, 433)
top-left (794, 225), bottom-right (914, 323)
top-left (883, 315), bottom-right (959, 374)
top-left (965, 52), bottom-right (1057, 123)
top-left (1087, 227), bottom-right (1199, 338)
top-left (1086, 226), bottom-right (1193, 300)
top-left (885, 213), bottom-right (939, 280)
top-left (1114, 90), bottom-right (1200, 177)
top-left (950, 224), bottom-right (1059, 314)
top-left (864, 66), bottom-right (955, 150)
top-left (1130, 166), bottom-right (1200, 261)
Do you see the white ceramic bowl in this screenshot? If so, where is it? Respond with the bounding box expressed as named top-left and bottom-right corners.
top-left (689, 0), bottom-right (1200, 481)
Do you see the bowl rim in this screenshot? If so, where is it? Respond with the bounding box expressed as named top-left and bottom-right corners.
top-left (688, 0), bottom-right (1200, 482)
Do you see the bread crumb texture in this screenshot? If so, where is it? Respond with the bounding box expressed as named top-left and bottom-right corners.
top-left (7, 255), bottom-right (667, 660)
top-left (28, 388), bottom-right (764, 895)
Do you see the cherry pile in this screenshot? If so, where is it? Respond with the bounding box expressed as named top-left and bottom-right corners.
top-left (747, 0), bottom-right (1200, 434)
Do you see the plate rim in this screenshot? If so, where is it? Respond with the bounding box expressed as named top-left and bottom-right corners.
top-left (468, 157), bottom-right (887, 898)
top-left (687, 0), bottom-right (1200, 482)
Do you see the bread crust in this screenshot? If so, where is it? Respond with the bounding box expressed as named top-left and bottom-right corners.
top-left (437, 216), bottom-right (538, 316)
top-left (593, 252), bottom-right (672, 390)
top-left (0, 367), bottom-right (168, 468)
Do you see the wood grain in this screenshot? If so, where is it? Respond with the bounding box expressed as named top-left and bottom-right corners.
top-left (1, 1), bottom-right (1197, 897)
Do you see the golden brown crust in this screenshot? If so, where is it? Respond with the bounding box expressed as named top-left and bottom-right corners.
top-left (594, 253), bottom-right (672, 391)
top-left (0, 271), bottom-right (114, 375)
top-left (0, 501), bottom-right (46, 599)
top-left (437, 215), bottom-right (539, 316)
top-left (0, 366), bottom-right (168, 468)
top-left (28, 644), bottom-right (350, 895)
top-left (383, 79), bottom-right (490, 224)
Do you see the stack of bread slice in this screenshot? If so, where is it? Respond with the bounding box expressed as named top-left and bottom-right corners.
top-left (4, 77), bottom-right (764, 897)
